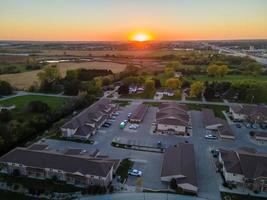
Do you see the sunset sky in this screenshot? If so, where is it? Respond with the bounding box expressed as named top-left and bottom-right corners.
top-left (0, 0), bottom-right (267, 41)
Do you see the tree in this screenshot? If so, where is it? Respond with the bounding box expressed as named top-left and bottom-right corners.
top-left (164, 67), bottom-right (175, 78)
top-left (217, 65), bottom-right (229, 77)
top-left (37, 66), bottom-right (61, 92)
top-left (0, 81), bottom-right (13, 95)
top-left (246, 62), bottom-right (262, 75)
top-left (207, 64), bottom-right (218, 76)
top-left (37, 65), bottom-right (61, 84)
top-left (0, 109), bottom-right (12, 122)
top-left (26, 101), bottom-right (50, 113)
top-left (144, 80), bottom-right (155, 98)
top-left (65, 69), bottom-right (78, 81)
top-left (174, 90), bottom-right (181, 99)
top-left (170, 178), bottom-right (177, 190)
top-left (166, 78), bottom-right (183, 89)
top-left (118, 84), bottom-right (129, 95)
top-left (166, 61), bottom-right (182, 71)
top-left (207, 64), bottom-right (229, 77)
top-left (190, 81), bottom-right (204, 98)
top-left (63, 79), bottom-right (80, 95)
top-left (152, 78), bottom-right (161, 89)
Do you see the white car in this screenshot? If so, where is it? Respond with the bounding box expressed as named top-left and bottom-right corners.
top-left (205, 134), bottom-right (217, 140)
top-left (129, 124), bottom-right (137, 130)
top-left (128, 169), bottom-right (142, 177)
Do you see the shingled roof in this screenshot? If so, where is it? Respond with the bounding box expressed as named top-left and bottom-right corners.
top-left (0, 148), bottom-right (115, 177)
top-left (220, 148), bottom-right (267, 180)
top-left (161, 143), bottom-right (197, 188)
top-left (62, 98), bottom-right (116, 137)
top-left (156, 103), bottom-right (189, 126)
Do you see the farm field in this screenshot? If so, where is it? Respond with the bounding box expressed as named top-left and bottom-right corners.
top-left (38, 49), bottom-right (215, 57)
top-left (0, 61), bottom-right (126, 89)
top-left (0, 95), bottom-right (69, 111)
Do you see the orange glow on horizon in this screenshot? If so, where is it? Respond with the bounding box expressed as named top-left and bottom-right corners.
top-left (128, 31), bottom-right (154, 42)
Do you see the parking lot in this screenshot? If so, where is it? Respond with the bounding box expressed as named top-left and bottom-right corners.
top-left (40, 101), bottom-right (267, 200)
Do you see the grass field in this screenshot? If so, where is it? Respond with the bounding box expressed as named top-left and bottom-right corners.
top-left (187, 104), bottom-right (228, 119)
top-left (0, 95), bottom-right (69, 111)
top-left (39, 49), bottom-right (215, 57)
top-left (0, 61), bottom-right (126, 89)
top-left (185, 75), bottom-right (267, 83)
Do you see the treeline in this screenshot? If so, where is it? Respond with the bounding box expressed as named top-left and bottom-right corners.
top-left (0, 80), bottom-right (13, 95)
top-left (204, 81), bottom-right (267, 103)
top-left (160, 53), bottom-right (265, 75)
top-left (0, 93), bottom-right (96, 155)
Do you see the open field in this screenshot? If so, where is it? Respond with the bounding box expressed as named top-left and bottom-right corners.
top-left (38, 49), bottom-right (215, 57)
top-left (0, 95), bottom-right (69, 111)
top-left (0, 61), bottom-right (126, 89)
top-left (185, 75), bottom-right (267, 83)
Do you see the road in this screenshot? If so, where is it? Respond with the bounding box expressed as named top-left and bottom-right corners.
top-left (206, 43), bottom-right (267, 65)
top-left (109, 97), bottom-right (264, 107)
top-left (0, 91), bottom-right (74, 101)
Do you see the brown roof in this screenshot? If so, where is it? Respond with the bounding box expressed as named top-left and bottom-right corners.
top-left (0, 148), bottom-right (115, 177)
top-left (62, 98), bottom-right (116, 137)
top-left (202, 109), bottom-right (234, 138)
top-left (254, 131), bottom-right (267, 138)
top-left (161, 143), bottom-right (197, 187)
top-left (230, 105), bottom-right (267, 122)
top-left (238, 150), bottom-right (267, 180)
top-left (219, 149), bottom-right (242, 174)
top-left (28, 144), bottom-right (48, 151)
top-left (157, 103), bottom-right (189, 126)
top-left (220, 148), bottom-right (267, 180)
top-left (130, 104), bottom-right (148, 122)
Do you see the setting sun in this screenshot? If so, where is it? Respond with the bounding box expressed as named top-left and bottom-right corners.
top-left (133, 33), bottom-right (149, 42)
top-left (129, 31), bottom-right (153, 42)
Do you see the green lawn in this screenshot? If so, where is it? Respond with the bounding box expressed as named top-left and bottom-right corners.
top-left (0, 95), bottom-right (69, 111)
top-left (185, 75), bottom-right (267, 83)
top-left (121, 92), bottom-right (155, 99)
top-left (0, 174), bottom-right (85, 193)
top-left (162, 95), bottom-right (181, 100)
top-left (187, 104), bottom-right (228, 119)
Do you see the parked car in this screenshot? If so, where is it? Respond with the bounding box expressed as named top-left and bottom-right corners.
top-left (110, 116), bottom-right (116, 120)
top-left (260, 123), bottom-right (267, 129)
top-left (251, 124), bottom-right (258, 129)
top-left (128, 169), bottom-right (142, 177)
top-left (113, 112), bottom-right (120, 116)
top-left (205, 134), bottom-right (217, 140)
top-left (104, 122), bottom-right (112, 126)
top-left (102, 123), bottom-right (111, 128)
top-left (235, 123), bottom-right (241, 128)
top-left (129, 124), bottom-right (137, 130)
top-left (245, 123), bottom-right (252, 128)
top-left (127, 112), bottom-right (132, 118)
top-left (157, 141), bottom-right (162, 147)
top-left (211, 149), bottom-right (220, 157)
top-left (123, 119), bottom-right (128, 124)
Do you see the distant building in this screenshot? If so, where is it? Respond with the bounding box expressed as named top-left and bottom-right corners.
top-left (0, 147), bottom-right (120, 187)
top-left (202, 109), bottom-right (235, 140)
top-left (156, 103), bottom-right (190, 135)
top-left (61, 98), bottom-right (118, 139)
top-left (229, 105), bottom-right (267, 124)
top-left (0, 104), bottom-right (16, 111)
top-left (156, 88), bottom-right (174, 97)
top-left (219, 148), bottom-right (267, 192)
top-left (129, 103), bottom-right (149, 123)
top-left (161, 143), bottom-right (198, 194)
